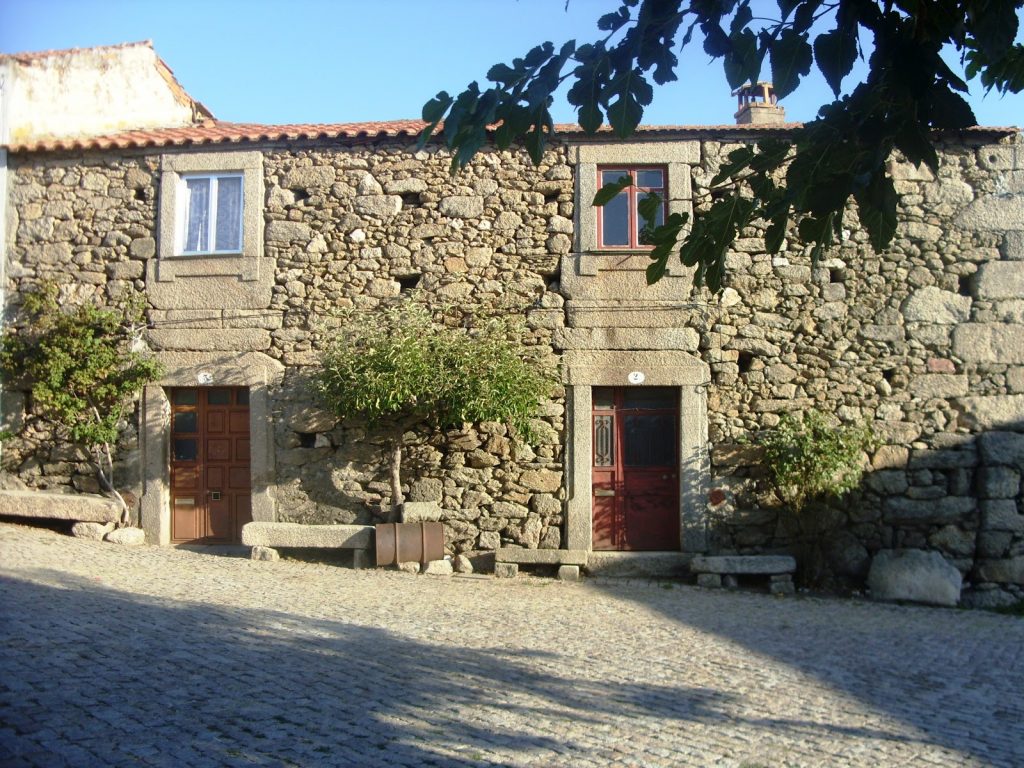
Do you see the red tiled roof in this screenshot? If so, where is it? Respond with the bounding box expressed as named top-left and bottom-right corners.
top-left (6, 118), bottom-right (1017, 154)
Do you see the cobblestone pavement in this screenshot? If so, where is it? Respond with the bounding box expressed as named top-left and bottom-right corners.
top-left (1, 522), bottom-right (1022, 768)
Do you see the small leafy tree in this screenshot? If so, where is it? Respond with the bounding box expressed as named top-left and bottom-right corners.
top-left (756, 410), bottom-right (874, 585)
top-left (0, 284), bottom-right (162, 524)
top-left (314, 300), bottom-right (557, 518)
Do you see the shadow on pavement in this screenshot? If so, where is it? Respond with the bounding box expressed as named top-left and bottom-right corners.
top-left (583, 576), bottom-right (1024, 767)
top-left (0, 566), bottom-right (936, 767)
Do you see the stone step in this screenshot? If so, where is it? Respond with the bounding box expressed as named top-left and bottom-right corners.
top-left (690, 554), bottom-right (796, 575)
top-left (585, 551), bottom-right (693, 578)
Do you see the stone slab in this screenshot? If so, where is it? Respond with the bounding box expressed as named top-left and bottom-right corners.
top-left (241, 522), bottom-right (373, 549)
top-left (557, 565), bottom-right (581, 582)
top-left (867, 549), bottom-right (963, 607)
top-left (0, 490), bottom-right (120, 523)
top-left (956, 395), bottom-right (1024, 431)
top-left (71, 521), bottom-right (115, 541)
top-left (422, 559), bottom-right (454, 576)
top-left (690, 555), bottom-right (796, 575)
top-left (251, 545), bottom-right (280, 561)
top-left (973, 262), bottom-right (1024, 300)
top-left (952, 324), bottom-right (1024, 364)
top-left (584, 552), bottom-right (693, 578)
top-left (105, 527), bottom-right (145, 546)
top-left (495, 548), bottom-right (589, 566)
top-left (494, 562), bottom-right (518, 578)
top-left (148, 328), bottom-right (271, 352)
top-left (555, 327), bottom-right (699, 352)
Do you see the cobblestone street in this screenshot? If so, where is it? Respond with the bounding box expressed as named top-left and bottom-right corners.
top-left (1, 521), bottom-right (1022, 767)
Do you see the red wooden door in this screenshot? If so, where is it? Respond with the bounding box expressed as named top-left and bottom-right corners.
top-left (170, 387), bottom-right (252, 543)
top-left (592, 387), bottom-right (679, 551)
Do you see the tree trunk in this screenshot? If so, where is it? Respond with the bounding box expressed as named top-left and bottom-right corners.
top-left (94, 442), bottom-right (130, 527)
top-left (388, 439), bottom-right (404, 522)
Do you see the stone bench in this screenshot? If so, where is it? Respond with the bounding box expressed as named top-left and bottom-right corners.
top-left (690, 554), bottom-right (797, 595)
top-left (0, 489), bottom-right (121, 523)
top-left (240, 522), bottom-right (374, 567)
top-left (494, 548), bottom-right (589, 581)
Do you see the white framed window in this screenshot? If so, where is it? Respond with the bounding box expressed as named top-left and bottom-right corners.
top-left (176, 173), bottom-right (244, 255)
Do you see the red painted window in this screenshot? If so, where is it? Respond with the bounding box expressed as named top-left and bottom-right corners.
top-left (597, 167), bottom-right (666, 249)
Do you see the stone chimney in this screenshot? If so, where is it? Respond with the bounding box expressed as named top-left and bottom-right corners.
top-left (734, 81), bottom-right (786, 125)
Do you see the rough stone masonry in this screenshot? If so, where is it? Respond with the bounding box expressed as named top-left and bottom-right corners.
top-left (3, 125), bottom-right (1023, 606)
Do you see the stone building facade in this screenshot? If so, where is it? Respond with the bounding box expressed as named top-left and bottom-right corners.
top-left (3, 116), bottom-right (1023, 606)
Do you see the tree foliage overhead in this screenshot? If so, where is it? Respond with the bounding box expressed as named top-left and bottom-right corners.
top-left (314, 300), bottom-right (556, 510)
top-left (422, 0), bottom-right (1024, 291)
top-left (0, 284), bottom-right (163, 521)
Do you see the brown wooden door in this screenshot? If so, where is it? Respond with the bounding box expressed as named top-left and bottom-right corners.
top-left (592, 387), bottom-right (679, 551)
top-left (170, 387), bottom-right (252, 544)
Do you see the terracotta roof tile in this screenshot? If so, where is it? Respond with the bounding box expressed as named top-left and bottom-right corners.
top-left (6, 118), bottom-right (1017, 154)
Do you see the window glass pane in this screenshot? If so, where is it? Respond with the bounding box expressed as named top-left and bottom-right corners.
top-left (623, 414), bottom-right (676, 466)
top-left (184, 178), bottom-right (211, 252)
top-left (172, 389), bottom-right (198, 405)
top-left (602, 170), bottom-right (630, 187)
top-left (236, 388), bottom-right (250, 405)
top-left (601, 191), bottom-right (630, 246)
top-left (173, 412), bottom-right (197, 433)
top-left (635, 169), bottom-right (664, 188)
top-left (207, 389), bottom-right (231, 405)
top-left (173, 439), bottom-right (198, 461)
top-left (637, 191), bottom-right (665, 245)
top-left (594, 414), bottom-right (615, 467)
top-left (593, 387), bottom-right (615, 409)
top-left (214, 176), bottom-right (243, 251)
top-left (623, 387), bottom-right (676, 409)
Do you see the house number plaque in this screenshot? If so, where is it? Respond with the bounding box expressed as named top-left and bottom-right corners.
top-left (628, 371), bottom-right (645, 384)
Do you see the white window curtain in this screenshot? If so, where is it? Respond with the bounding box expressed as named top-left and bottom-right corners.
top-left (215, 176), bottom-right (243, 251)
top-left (184, 177), bottom-right (211, 252)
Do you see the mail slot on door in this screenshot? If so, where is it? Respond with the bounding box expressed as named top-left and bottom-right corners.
top-left (594, 489), bottom-right (615, 497)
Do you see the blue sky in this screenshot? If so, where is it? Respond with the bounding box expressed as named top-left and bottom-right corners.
top-left (2, 0), bottom-right (1021, 128)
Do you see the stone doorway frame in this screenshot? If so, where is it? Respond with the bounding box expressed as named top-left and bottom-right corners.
top-left (563, 350), bottom-right (710, 553)
top-left (140, 352), bottom-right (283, 545)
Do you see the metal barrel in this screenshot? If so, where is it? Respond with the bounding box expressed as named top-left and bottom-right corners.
top-left (375, 521), bottom-right (445, 566)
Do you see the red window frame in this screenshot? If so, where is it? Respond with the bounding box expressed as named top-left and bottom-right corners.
top-left (596, 166), bottom-right (667, 250)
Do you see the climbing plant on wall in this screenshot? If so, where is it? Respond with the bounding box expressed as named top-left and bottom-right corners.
top-left (0, 283), bottom-right (163, 524)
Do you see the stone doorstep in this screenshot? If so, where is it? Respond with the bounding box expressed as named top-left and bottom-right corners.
top-left (585, 551), bottom-right (694, 578)
top-left (690, 554), bottom-right (797, 575)
top-left (240, 522), bottom-right (373, 550)
top-left (0, 489), bottom-right (121, 524)
top-left (494, 548), bottom-right (589, 566)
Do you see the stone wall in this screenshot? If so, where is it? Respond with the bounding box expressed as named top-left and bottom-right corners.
top-left (4, 129), bottom-right (1023, 603)
top-left (4, 140), bottom-right (571, 558)
top-left (679, 137), bottom-right (1023, 607)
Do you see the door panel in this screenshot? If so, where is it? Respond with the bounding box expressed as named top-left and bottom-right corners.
top-left (170, 387), bottom-right (251, 544)
top-left (592, 386), bottom-right (679, 551)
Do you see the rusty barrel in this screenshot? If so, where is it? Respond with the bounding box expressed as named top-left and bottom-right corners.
top-left (375, 521), bottom-right (444, 566)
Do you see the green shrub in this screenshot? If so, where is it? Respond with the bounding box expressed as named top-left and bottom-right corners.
top-left (756, 410), bottom-right (874, 585)
top-left (314, 299), bottom-right (556, 514)
top-left (0, 284), bottom-right (162, 522)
